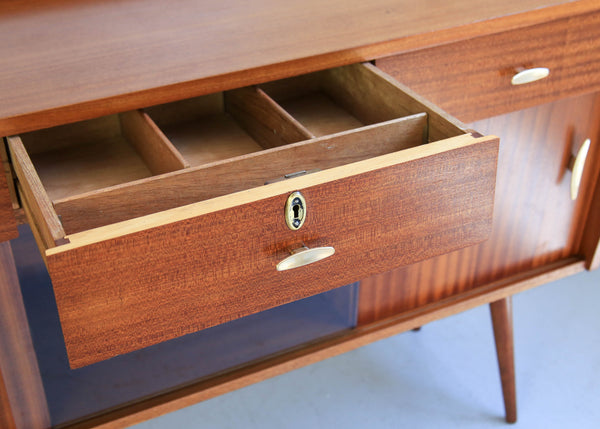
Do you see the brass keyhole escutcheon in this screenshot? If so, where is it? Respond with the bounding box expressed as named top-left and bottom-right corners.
top-left (285, 191), bottom-right (306, 230)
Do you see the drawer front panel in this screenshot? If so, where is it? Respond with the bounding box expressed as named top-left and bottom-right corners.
top-left (47, 138), bottom-right (498, 368)
top-left (376, 11), bottom-right (600, 122)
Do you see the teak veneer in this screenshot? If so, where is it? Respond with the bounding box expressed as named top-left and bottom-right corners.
top-left (1, 1), bottom-right (600, 428)
top-left (2, 0), bottom-right (599, 136)
top-left (6, 63), bottom-right (499, 368)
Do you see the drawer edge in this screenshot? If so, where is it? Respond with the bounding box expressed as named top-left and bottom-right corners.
top-left (46, 133), bottom-right (496, 255)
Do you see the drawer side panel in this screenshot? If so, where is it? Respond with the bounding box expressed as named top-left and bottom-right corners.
top-left (47, 138), bottom-right (498, 368)
top-left (0, 145), bottom-right (17, 242)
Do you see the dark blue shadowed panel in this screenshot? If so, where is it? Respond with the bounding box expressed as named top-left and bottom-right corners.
top-left (11, 225), bottom-right (358, 426)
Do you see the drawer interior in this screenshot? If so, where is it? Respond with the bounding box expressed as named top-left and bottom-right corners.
top-left (8, 63), bottom-right (467, 240)
top-left (260, 67), bottom-right (414, 136)
top-left (145, 91), bottom-right (312, 166)
top-left (17, 113), bottom-right (186, 201)
top-left (261, 74), bottom-right (367, 136)
top-left (148, 94), bottom-right (266, 166)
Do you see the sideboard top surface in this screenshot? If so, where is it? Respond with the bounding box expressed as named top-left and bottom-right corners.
top-left (0, 0), bottom-right (591, 135)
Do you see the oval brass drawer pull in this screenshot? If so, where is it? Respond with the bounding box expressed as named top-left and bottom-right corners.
top-left (511, 67), bottom-right (550, 85)
top-left (570, 138), bottom-right (591, 200)
top-left (276, 246), bottom-right (335, 271)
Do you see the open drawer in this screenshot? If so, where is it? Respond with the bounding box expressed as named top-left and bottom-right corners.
top-left (7, 63), bottom-right (499, 368)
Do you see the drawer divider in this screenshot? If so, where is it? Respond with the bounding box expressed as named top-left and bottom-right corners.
top-left (225, 87), bottom-right (314, 148)
top-left (120, 110), bottom-right (189, 174)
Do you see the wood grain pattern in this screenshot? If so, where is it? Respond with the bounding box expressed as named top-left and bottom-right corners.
top-left (358, 92), bottom-right (600, 324)
top-left (0, 2), bottom-right (597, 426)
top-left (6, 136), bottom-right (65, 248)
top-left (17, 183), bottom-right (52, 267)
top-left (0, 140), bottom-right (18, 242)
top-left (0, 241), bottom-right (50, 429)
top-left (52, 114), bottom-right (427, 234)
top-left (490, 297), bottom-right (517, 423)
top-left (45, 138), bottom-right (497, 368)
top-left (1, 0), bottom-right (595, 136)
top-left (64, 258), bottom-right (583, 429)
top-left (375, 9), bottom-right (600, 123)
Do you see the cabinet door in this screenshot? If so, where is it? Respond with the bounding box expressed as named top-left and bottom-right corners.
top-left (358, 92), bottom-right (600, 323)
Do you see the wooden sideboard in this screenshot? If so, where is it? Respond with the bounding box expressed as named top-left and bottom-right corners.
top-left (1, 1), bottom-right (600, 428)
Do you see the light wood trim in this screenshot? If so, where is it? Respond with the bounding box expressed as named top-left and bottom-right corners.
top-left (6, 136), bottom-right (66, 248)
top-left (120, 111), bottom-right (189, 174)
top-left (46, 133), bottom-right (492, 255)
top-left (17, 184), bottom-right (49, 266)
top-left (62, 258), bottom-right (583, 429)
top-left (0, 241), bottom-right (51, 429)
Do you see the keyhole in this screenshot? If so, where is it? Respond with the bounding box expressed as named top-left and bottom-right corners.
top-left (285, 191), bottom-right (306, 230)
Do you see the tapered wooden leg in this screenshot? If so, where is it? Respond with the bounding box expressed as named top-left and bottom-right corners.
top-left (490, 297), bottom-right (517, 423)
top-left (0, 241), bottom-right (50, 429)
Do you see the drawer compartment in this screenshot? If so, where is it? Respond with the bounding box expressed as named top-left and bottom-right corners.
top-left (15, 112), bottom-right (188, 202)
top-left (7, 63), bottom-right (499, 368)
top-left (376, 11), bottom-right (600, 122)
top-left (145, 91), bottom-right (313, 166)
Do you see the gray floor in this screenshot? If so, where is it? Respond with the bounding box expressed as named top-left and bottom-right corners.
top-left (133, 268), bottom-right (600, 429)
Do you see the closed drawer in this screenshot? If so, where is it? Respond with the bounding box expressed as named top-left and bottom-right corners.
top-left (7, 63), bottom-right (498, 368)
top-left (376, 10), bottom-right (600, 122)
